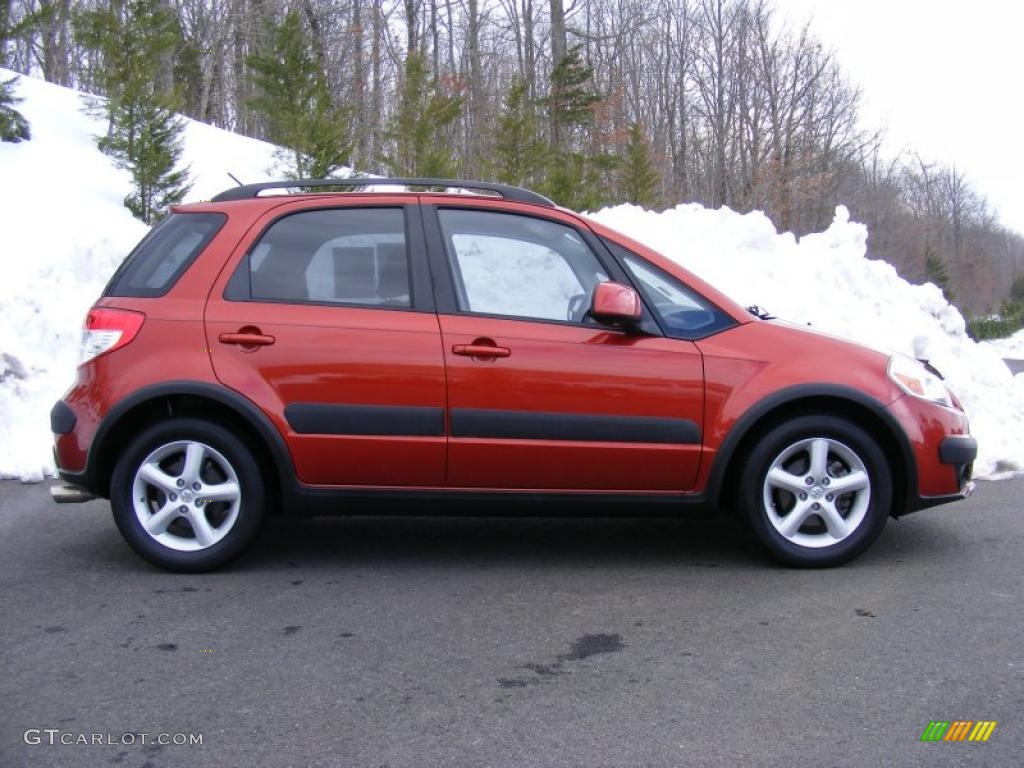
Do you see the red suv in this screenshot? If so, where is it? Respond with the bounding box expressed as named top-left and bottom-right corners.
top-left (49, 178), bottom-right (976, 571)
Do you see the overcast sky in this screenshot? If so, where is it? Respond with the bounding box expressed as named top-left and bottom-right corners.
top-left (772, 0), bottom-right (1024, 234)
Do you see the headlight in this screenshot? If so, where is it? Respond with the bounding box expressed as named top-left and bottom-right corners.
top-left (887, 354), bottom-right (952, 407)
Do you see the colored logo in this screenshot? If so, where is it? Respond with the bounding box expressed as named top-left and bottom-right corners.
top-left (920, 720), bottom-right (997, 742)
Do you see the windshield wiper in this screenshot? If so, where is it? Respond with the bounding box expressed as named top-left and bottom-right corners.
top-left (746, 305), bottom-right (776, 320)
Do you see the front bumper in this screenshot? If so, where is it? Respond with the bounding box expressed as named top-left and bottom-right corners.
top-left (939, 435), bottom-right (978, 466)
top-left (888, 396), bottom-right (977, 514)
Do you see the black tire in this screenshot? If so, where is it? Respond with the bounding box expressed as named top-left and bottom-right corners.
top-left (110, 417), bottom-right (266, 572)
top-left (737, 414), bottom-right (892, 568)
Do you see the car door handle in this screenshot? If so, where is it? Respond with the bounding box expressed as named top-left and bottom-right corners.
top-left (452, 343), bottom-right (511, 358)
top-left (219, 330), bottom-right (275, 346)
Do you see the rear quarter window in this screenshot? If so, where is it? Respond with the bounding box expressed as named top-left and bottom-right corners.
top-left (104, 213), bottom-right (227, 298)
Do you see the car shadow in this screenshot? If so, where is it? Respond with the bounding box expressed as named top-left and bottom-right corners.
top-left (234, 502), bottom-right (967, 574)
top-left (239, 504), bottom-right (766, 572)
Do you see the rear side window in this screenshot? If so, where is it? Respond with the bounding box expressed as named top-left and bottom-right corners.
top-left (231, 208), bottom-right (411, 307)
top-left (104, 213), bottom-right (226, 297)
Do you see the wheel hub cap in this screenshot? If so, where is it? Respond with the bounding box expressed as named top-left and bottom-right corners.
top-left (762, 436), bottom-right (871, 549)
top-left (131, 440), bottom-right (241, 552)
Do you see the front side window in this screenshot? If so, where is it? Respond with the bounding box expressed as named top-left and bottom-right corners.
top-left (243, 208), bottom-right (410, 307)
top-left (608, 240), bottom-right (736, 338)
top-left (438, 209), bottom-right (608, 323)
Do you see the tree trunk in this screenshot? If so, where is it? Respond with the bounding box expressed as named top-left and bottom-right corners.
top-left (548, 0), bottom-right (566, 151)
top-left (404, 0), bottom-right (418, 56)
top-left (352, 0), bottom-right (367, 168)
top-left (467, 0), bottom-right (483, 175)
top-left (231, 0), bottom-right (247, 134)
top-left (523, 0), bottom-right (536, 99)
top-left (370, 0), bottom-right (384, 170)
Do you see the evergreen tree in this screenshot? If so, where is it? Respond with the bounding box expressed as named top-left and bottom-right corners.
top-left (619, 123), bottom-right (660, 208)
top-left (384, 52), bottom-right (462, 178)
top-left (1009, 274), bottom-right (1024, 306)
top-left (492, 78), bottom-right (547, 187)
top-left (0, 76), bottom-right (31, 142)
top-left (75, 0), bottom-right (190, 223)
top-left (925, 248), bottom-right (954, 303)
top-left (541, 45), bottom-right (604, 208)
top-left (548, 45), bottom-right (600, 152)
top-left (248, 10), bottom-right (350, 179)
top-left (0, 1), bottom-right (47, 142)
top-left (103, 98), bottom-right (189, 222)
top-left (543, 152), bottom-right (616, 211)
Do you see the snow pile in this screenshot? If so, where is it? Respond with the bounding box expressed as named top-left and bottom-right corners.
top-left (1, 70), bottom-right (1021, 482)
top-left (983, 328), bottom-right (1024, 359)
top-left (589, 204), bottom-right (1024, 479)
top-left (0, 70), bottom-right (280, 481)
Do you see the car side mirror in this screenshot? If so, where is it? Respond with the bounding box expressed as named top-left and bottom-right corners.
top-left (590, 282), bottom-right (643, 327)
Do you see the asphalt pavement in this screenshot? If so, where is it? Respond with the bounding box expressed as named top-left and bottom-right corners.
top-left (1005, 358), bottom-right (1024, 375)
top-left (1, 479), bottom-right (1021, 768)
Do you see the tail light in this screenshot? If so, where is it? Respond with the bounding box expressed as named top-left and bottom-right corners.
top-left (80, 308), bottom-right (145, 365)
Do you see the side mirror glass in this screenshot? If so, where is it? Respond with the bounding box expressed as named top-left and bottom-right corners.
top-left (590, 282), bottom-right (643, 326)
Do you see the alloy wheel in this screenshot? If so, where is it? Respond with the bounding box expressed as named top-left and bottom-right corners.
top-left (131, 440), bottom-right (242, 552)
top-left (761, 436), bottom-right (871, 549)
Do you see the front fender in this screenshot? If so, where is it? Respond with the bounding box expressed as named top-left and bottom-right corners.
top-left (695, 322), bottom-right (912, 507)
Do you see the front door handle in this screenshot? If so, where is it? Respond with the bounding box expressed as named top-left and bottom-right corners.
top-left (219, 327), bottom-right (275, 347)
top-left (452, 339), bottom-right (511, 359)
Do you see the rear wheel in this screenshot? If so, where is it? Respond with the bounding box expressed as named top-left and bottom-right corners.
top-left (110, 418), bottom-right (266, 572)
top-left (737, 415), bottom-right (892, 567)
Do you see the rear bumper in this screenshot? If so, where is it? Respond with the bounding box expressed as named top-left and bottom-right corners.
top-left (52, 396), bottom-right (92, 483)
top-left (50, 400), bottom-right (77, 434)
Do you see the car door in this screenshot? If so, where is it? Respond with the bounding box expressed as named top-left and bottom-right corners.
top-left (423, 203), bottom-right (706, 492)
top-left (205, 199), bottom-right (447, 487)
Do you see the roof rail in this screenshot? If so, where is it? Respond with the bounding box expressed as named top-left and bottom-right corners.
top-left (210, 177), bottom-right (556, 207)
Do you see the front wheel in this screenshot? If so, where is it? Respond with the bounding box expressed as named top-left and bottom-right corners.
top-left (737, 415), bottom-right (892, 567)
top-left (110, 418), bottom-right (266, 572)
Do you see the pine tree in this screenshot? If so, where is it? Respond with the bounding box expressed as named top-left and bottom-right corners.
top-left (492, 78), bottom-right (547, 187)
top-left (0, 76), bottom-right (31, 142)
top-left (541, 45), bottom-right (603, 208)
top-left (925, 248), bottom-right (954, 303)
top-left (384, 52), bottom-right (462, 178)
top-left (543, 151), bottom-right (616, 212)
top-left (248, 10), bottom-right (351, 179)
top-left (0, 1), bottom-right (39, 143)
top-left (104, 98), bottom-right (189, 222)
top-left (75, 0), bottom-right (191, 223)
top-left (619, 123), bottom-right (659, 208)
top-left (1008, 274), bottom-right (1024, 307)
top-left (548, 45), bottom-right (600, 152)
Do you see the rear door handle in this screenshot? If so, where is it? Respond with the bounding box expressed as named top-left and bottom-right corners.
top-left (219, 330), bottom-right (275, 346)
top-left (452, 343), bottom-right (511, 359)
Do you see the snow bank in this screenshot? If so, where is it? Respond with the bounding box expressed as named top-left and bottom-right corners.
top-left (589, 204), bottom-right (1024, 479)
top-left (1, 70), bottom-right (1021, 482)
top-left (0, 70), bottom-right (280, 481)
top-left (983, 328), bottom-right (1024, 359)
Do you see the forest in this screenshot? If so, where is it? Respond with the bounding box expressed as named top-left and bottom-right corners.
top-left (2, 0), bottom-right (1023, 318)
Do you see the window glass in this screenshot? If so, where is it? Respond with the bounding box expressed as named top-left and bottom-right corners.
top-left (438, 209), bottom-right (608, 322)
top-left (609, 240), bottom-right (735, 337)
top-left (104, 213), bottom-right (226, 298)
top-left (247, 208), bottom-right (410, 307)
